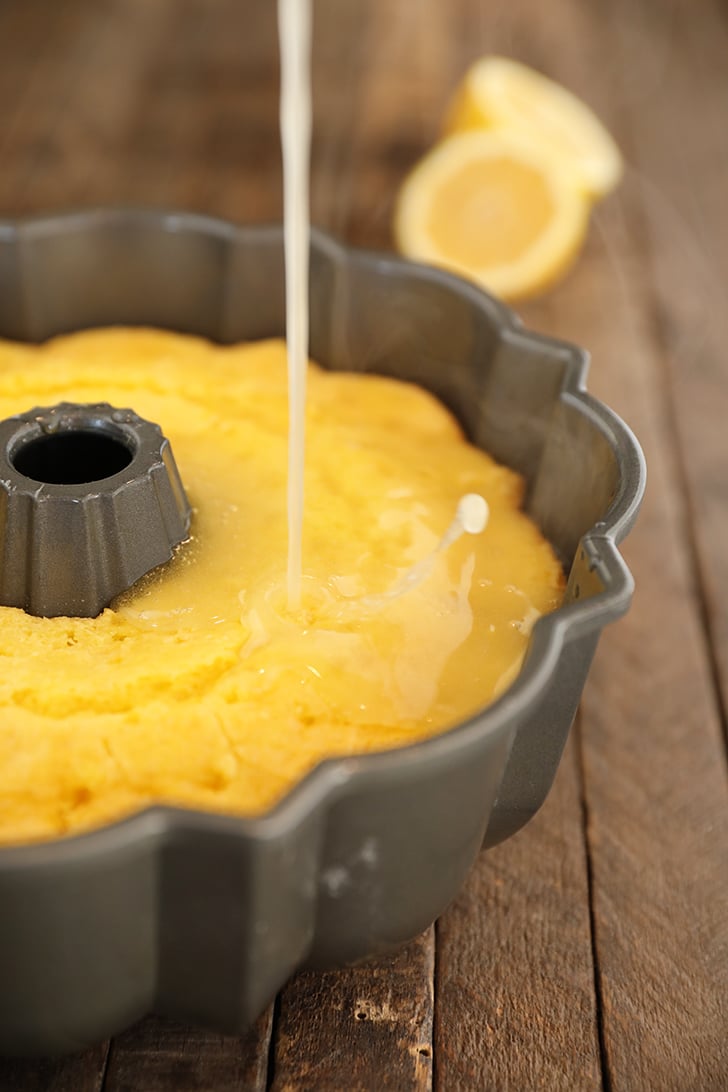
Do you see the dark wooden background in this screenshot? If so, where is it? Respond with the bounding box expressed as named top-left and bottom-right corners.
top-left (0, 0), bottom-right (727, 1088)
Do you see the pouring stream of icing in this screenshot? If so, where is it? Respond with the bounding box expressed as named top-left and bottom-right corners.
top-left (278, 0), bottom-right (312, 610)
top-left (278, 1), bottom-right (487, 609)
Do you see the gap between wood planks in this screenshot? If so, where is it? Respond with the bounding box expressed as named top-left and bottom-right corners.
top-left (576, 713), bottom-right (614, 1092)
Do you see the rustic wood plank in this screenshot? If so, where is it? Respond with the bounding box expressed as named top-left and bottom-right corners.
top-left (572, 218), bottom-right (728, 1090)
top-left (332, 0), bottom-right (455, 252)
top-left (0, 0), bottom-right (286, 224)
top-left (0, 1044), bottom-right (109, 1092)
top-left (606, 0), bottom-right (728, 738)
top-left (0, 0), bottom-right (171, 214)
top-left (435, 735), bottom-right (602, 1091)
top-left (491, 4), bottom-right (728, 1088)
top-left (272, 930), bottom-right (434, 1092)
top-left (0, 0), bottom-right (90, 171)
top-left (96, 0), bottom-right (282, 218)
top-left (102, 1009), bottom-right (273, 1092)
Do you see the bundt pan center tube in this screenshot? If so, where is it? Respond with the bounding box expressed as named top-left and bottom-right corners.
top-left (0, 401), bottom-right (191, 618)
top-left (0, 209), bottom-right (645, 1056)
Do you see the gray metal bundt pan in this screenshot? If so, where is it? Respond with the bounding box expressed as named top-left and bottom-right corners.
top-left (0, 209), bottom-right (646, 1056)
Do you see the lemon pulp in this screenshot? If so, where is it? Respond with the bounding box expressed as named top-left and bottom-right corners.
top-left (427, 155), bottom-right (555, 268)
top-left (395, 130), bottom-right (589, 301)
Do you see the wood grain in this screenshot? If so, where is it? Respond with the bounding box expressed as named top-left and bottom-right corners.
top-left (435, 735), bottom-right (603, 1091)
top-left (314, 0), bottom-right (455, 251)
top-left (577, 4), bottom-right (728, 1087)
top-left (272, 931), bottom-right (435, 1092)
top-left (573, 201), bottom-right (728, 1088)
top-left (0, 1044), bottom-right (109, 1092)
top-left (101, 1009), bottom-right (273, 1092)
top-left (607, 0), bottom-right (728, 737)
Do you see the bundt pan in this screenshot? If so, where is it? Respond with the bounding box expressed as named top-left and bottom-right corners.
top-left (0, 209), bottom-right (645, 1056)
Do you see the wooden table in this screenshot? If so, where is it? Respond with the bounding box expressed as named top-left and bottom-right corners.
top-left (0, 0), bottom-right (726, 1088)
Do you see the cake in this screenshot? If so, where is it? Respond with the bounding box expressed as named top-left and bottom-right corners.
top-left (0, 328), bottom-right (564, 843)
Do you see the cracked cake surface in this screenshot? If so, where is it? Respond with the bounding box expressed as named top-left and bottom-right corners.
top-left (0, 327), bottom-right (564, 844)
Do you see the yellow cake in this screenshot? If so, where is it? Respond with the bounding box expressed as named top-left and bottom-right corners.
top-left (0, 328), bottom-right (564, 844)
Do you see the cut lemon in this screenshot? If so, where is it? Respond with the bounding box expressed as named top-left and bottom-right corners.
top-left (445, 56), bottom-right (623, 200)
top-left (394, 129), bottom-right (590, 302)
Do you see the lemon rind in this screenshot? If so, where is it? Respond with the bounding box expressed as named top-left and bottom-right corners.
top-left (449, 55), bottom-right (623, 200)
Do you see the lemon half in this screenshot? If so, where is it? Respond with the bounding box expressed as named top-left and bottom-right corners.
top-left (394, 129), bottom-right (590, 302)
top-left (445, 55), bottom-right (623, 200)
